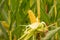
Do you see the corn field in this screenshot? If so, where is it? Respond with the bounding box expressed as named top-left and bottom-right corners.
top-left (0, 0), bottom-right (60, 40)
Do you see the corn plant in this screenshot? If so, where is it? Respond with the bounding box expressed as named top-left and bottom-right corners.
top-left (0, 0), bottom-right (60, 40)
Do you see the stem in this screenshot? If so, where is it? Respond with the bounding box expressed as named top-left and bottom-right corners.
top-left (55, 22), bottom-right (58, 40)
top-left (48, 23), bottom-right (56, 27)
top-left (54, 0), bottom-right (57, 18)
top-left (54, 0), bottom-right (58, 40)
top-left (37, 0), bottom-right (40, 22)
top-left (8, 0), bottom-right (11, 25)
top-left (45, 4), bottom-right (48, 13)
top-left (33, 35), bottom-right (35, 40)
top-left (8, 0), bottom-right (12, 40)
top-left (36, 0), bottom-right (41, 40)
top-left (33, 33), bottom-right (36, 40)
top-left (9, 31), bottom-right (12, 40)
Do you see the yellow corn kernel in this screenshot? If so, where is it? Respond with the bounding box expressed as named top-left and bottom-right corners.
top-left (28, 10), bottom-right (37, 23)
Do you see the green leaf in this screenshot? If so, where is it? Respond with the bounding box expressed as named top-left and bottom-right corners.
top-left (43, 27), bottom-right (60, 40)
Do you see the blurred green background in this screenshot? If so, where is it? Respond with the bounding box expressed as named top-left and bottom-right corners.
top-left (0, 0), bottom-right (60, 40)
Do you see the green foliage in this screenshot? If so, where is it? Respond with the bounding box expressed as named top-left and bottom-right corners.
top-left (0, 0), bottom-right (60, 40)
top-left (43, 27), bottom-right (60, 40)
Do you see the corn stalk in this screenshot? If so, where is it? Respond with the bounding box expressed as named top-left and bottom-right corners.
top-left (37, 0), bottom-right (40, 22)
top-left (54, 0), bottom-right (58, 40)
top-left (36, 0), bottom-right (41, 40)
top-left (8, 0), bottom-right (12, 40)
